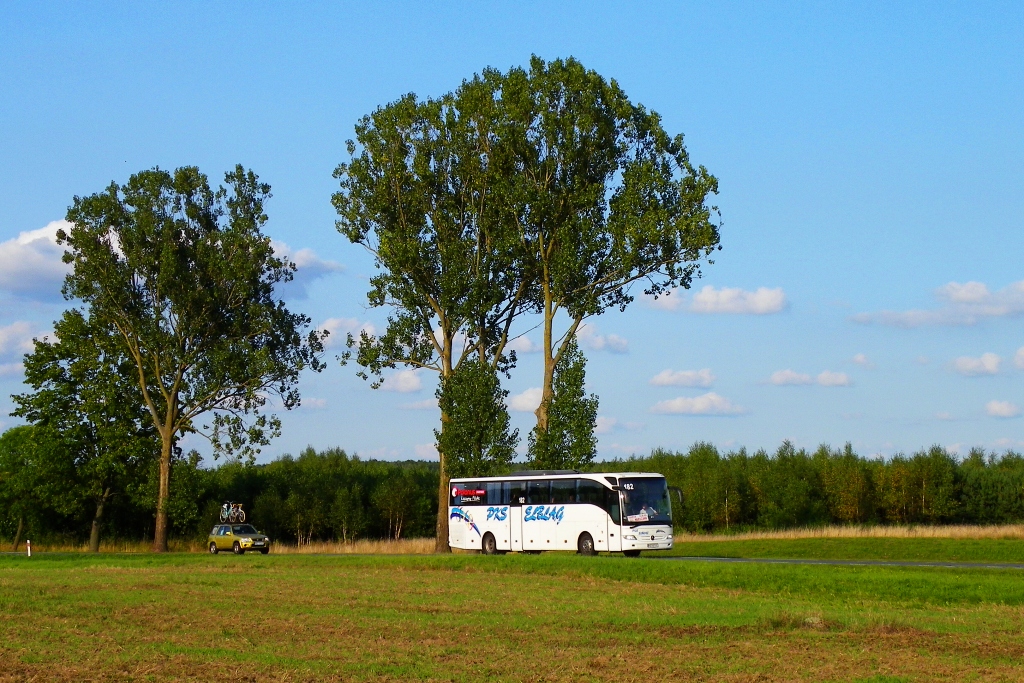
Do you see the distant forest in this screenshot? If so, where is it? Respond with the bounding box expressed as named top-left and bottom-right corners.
top-left (4, 439), bottom-right (1024, 546)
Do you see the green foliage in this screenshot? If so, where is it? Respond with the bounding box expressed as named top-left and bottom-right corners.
top-left (528, 339), bottom-right (598, 470)
top-left (58, 164), bottom-right (325, 549)
top-left (496, 57), bottom-right (721, 433)
top-left (333, 73), bottom-right (538, 548)
top-left (0, 426), bottom-right (77, 548)
top-left (602, 442), bottom-right (1024, 533)
top-left (435, 359), bottom-right (518, 478)
top-left (11, 309), bottom-right (157, 548)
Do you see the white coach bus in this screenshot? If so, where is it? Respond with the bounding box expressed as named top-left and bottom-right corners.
top-left (448, 470), bottom-right (674, 556)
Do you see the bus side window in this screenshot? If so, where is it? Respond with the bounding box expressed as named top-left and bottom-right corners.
top-left (551, 479), bottom-right (576, 504)
top-left (577, 480), bottom-right (604, 507)
top-left (527, 480), bottom-right (550, 505)
top-left (486, 482), bottom-right (502, 505)
top-left (501, 481), bottom-right (511, 505)
top-left (508, 481), bottom-right (526, 506)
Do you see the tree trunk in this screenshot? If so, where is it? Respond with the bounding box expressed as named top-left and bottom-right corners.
top-left (534, 281), bottom-right (556, 433)
top-left (89, 488), bottom-right (111, 553)
top-left (434, 334), bottom-right (454, 554)
top-left (10, 514), bottom-right (24, 552)
top-left (434, 438), bottom-right (451, 554)
top-left (152, 436), bottom-right (173, 552)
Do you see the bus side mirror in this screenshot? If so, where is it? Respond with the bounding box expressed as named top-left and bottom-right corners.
top-left (670, 487), bottom-right (684, 506)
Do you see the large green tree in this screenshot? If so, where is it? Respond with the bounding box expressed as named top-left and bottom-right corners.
top-left (12, 310), bottom-right (157, 551)
top-left (59, 165), bottom-right (324, 552)
top-left (333, 75), bottom-right (534, 552)
top-left (500, 56), bottom-right (722, 436)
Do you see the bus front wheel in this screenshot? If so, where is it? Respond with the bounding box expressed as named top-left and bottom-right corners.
top-left (482, 533), bottom-right (498, 556)
top-left (623, 550), bottom-right (641, 558)
top-left (577, 532), bottom-right (596, 556)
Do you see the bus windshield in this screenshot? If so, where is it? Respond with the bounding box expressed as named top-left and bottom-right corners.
top-left (620, 478), bottom-right (671, 525)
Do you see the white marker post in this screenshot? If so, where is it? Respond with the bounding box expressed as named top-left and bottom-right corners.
top-left (26, 540), bottom-right (31, 557)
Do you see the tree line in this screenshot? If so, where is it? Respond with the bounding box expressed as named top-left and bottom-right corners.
top-left (605, 442), bottom-right (1024, 531)
top-left (0, 428), bottom-right (438, 549)
top-left (2, 55), bottom-right (723, 551)
top-left (5, 433), bottom-right (1023, 548)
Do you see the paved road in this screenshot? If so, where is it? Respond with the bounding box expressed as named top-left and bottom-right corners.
top-left (654, 555), bottom-right (1024, 570)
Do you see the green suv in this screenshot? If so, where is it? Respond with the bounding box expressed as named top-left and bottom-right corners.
top-left (208, 524), bottom-right (270, 554)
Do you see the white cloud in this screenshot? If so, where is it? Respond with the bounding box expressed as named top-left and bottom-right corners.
top-left (380, 369), bottom-right (423, 393)
top-left (321, 317), bottom-right (376, 348)
top-left (986, 400), bottom-right (1020, 419)
top-left (595, 416), bottom-right (645, 434)
top-left (0, 221), bottom-right (72, 301)
top-left (650, 392), bottom-right (746, 415)
top-left (414, 443), bottom-right (438, 459)
top-left (690, 286), bottom-right (787, 314)
top-left (400, 398), bottom-right (438, 410)
top-left (816, 371), bottom-right (851, 387)
top-left (576, 323), bottom-right (628, 353)
top-left (853, 280), bottom-right (1024, 327)
top-left (770, 369), bottom-right (812, 386)
top-left (645, 290), bottom-right (684, 311)
top-left (270, 240), bottom-right (344, 299)
top-left (952, 353), bottom-right (1001, 376)
top-left (508, 387), bottom-right (542, 413)
top-left (301, 397), bottom-right (328, 409)
top-left (771, 368), bottom-right (850, 386)
top-left (645, 285), bottom-right (787, 315)
top-left (506, 335), bottom-right (540, 354)
top-left (1015, 347), bottom-right (1024, 370)
top-left (852, 353), bottom-right (874, 368)
top-left (595, 416), bottom-right (618, 434)
top-left (0, 363), bottom-right (24, 378)
top-left (0, 322), bottom-right (37, 360)
top-left (935, 412), bottom-right (954, 421)
top-left (649, 368), bottom-right (715, 388)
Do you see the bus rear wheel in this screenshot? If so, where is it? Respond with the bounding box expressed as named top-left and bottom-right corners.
top-left (482, 533), bottom-right (498, 555)
top-left (577, 532), bottom-right (596, 556)
top-left (623, 550), bottom-right (641, 558)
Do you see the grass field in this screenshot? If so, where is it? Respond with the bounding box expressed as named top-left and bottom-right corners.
top-left (2, 548), bottom-right (1024, 682)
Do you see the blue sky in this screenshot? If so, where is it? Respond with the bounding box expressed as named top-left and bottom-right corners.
top-left (1, 2), bottom-right (1022, 462)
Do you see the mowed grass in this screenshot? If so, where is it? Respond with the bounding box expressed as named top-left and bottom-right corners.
top-left (660, 537), bottom-right (1024, 564)
top-left (2, 552), bottom-right (1024, 682)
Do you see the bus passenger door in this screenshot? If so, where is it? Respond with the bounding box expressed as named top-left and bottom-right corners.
top-left (510, 506), bottom-right (522, 551)
top-left (509, 482), bottom-right (524, 552)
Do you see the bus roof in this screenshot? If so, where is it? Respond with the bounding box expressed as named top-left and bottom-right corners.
top-left (449, 472), bottom-right (665, 482)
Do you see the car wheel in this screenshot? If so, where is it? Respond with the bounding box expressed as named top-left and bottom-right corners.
top-left (482, 533), bottom-right (498, 555)
top-left (209, 542), bottom-right (218, 555)
top-left (577, 532), bottom-right (596, 556)
top-left (233, 541), bottom-right (244, 555)
top-left (623, 550), bottom-right (641, 558)
top-left (259, 548), bottom-right (269, 555)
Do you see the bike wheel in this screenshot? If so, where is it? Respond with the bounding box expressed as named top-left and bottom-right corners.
top-left (237, 510), bottom-right (245, 522)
